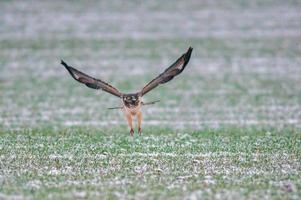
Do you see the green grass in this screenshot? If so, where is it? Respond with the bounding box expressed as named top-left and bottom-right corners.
top-left (0, 127), bottom-right (300, 199)
top-left (1, 37), bottom-right (300, 59)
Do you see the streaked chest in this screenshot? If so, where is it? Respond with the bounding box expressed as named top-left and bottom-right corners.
top-left (123, 103), bottom-right (141, 115)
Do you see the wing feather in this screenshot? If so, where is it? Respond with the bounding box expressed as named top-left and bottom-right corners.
top-left (140, 47), bottom-right (193, 96)
top-left (61, 60), bottom-right (122, 98)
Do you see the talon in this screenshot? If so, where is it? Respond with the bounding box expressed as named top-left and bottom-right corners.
top-left (130, 128), bottom-right (134, 136)
top-left (138, 127), bottom-right (142, 136)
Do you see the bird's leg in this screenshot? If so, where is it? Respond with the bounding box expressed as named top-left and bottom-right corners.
top-left (137, 111), bottom-right (142, 136)
top-left (125, 113), bottom-right (134, 136)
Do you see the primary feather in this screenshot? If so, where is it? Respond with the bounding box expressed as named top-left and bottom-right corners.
top-left (61, 60), bottom-right (122, 98)
top-left (139, 47), bottom-right (193, 96)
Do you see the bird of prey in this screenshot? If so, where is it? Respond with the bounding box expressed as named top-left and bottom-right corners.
top-left (61, 47), bottom-right (193, 135)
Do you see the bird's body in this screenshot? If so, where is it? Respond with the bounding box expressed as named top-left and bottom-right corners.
top-left (120, 93), bottom-right (142, 135)
top-left (61, 47), bottom-right (193, 135)
top-left (123, 98), bottom-right (141, 115)
top-left (120, 93), bottom-right (141, 135)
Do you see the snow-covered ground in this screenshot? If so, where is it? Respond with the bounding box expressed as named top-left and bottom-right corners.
top-left (0, 0), bottom-right (300, 129)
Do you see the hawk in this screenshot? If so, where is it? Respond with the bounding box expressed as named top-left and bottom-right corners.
top-left (61, 47), bottom-right (193, 135)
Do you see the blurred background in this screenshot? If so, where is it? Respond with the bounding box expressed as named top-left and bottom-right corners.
top-left (0, 0), bottom-right (300, 130)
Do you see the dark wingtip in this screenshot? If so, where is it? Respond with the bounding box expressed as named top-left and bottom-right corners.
top-left (61, 60), bottom-right (75, 78)
top-left (184, 47), bottom-right (193, 63)
top-left (60, 59), bottom-right (68, 68)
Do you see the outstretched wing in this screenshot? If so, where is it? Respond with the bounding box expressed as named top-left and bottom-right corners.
top-left (61, 60), bottom-right (123, 98)
top-left (139, 47), bottom-right (193, 96)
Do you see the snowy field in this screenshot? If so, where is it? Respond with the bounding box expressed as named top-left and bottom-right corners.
top-left (0, 0), bottom-right (300, 199)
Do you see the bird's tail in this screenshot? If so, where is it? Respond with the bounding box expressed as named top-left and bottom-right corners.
top-left (107, 106), bottom-right (123, 110)
top-left (141, 100), bottom-right (160, 106)
top-left (107, 100), bottom-right (160, 110)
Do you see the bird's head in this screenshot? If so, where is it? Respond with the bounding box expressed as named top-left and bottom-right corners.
top-left (123, 94), bottom-right (140, 107)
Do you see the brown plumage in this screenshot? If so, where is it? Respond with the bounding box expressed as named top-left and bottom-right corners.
top-left (61, 47), bottom-right (193, 135)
